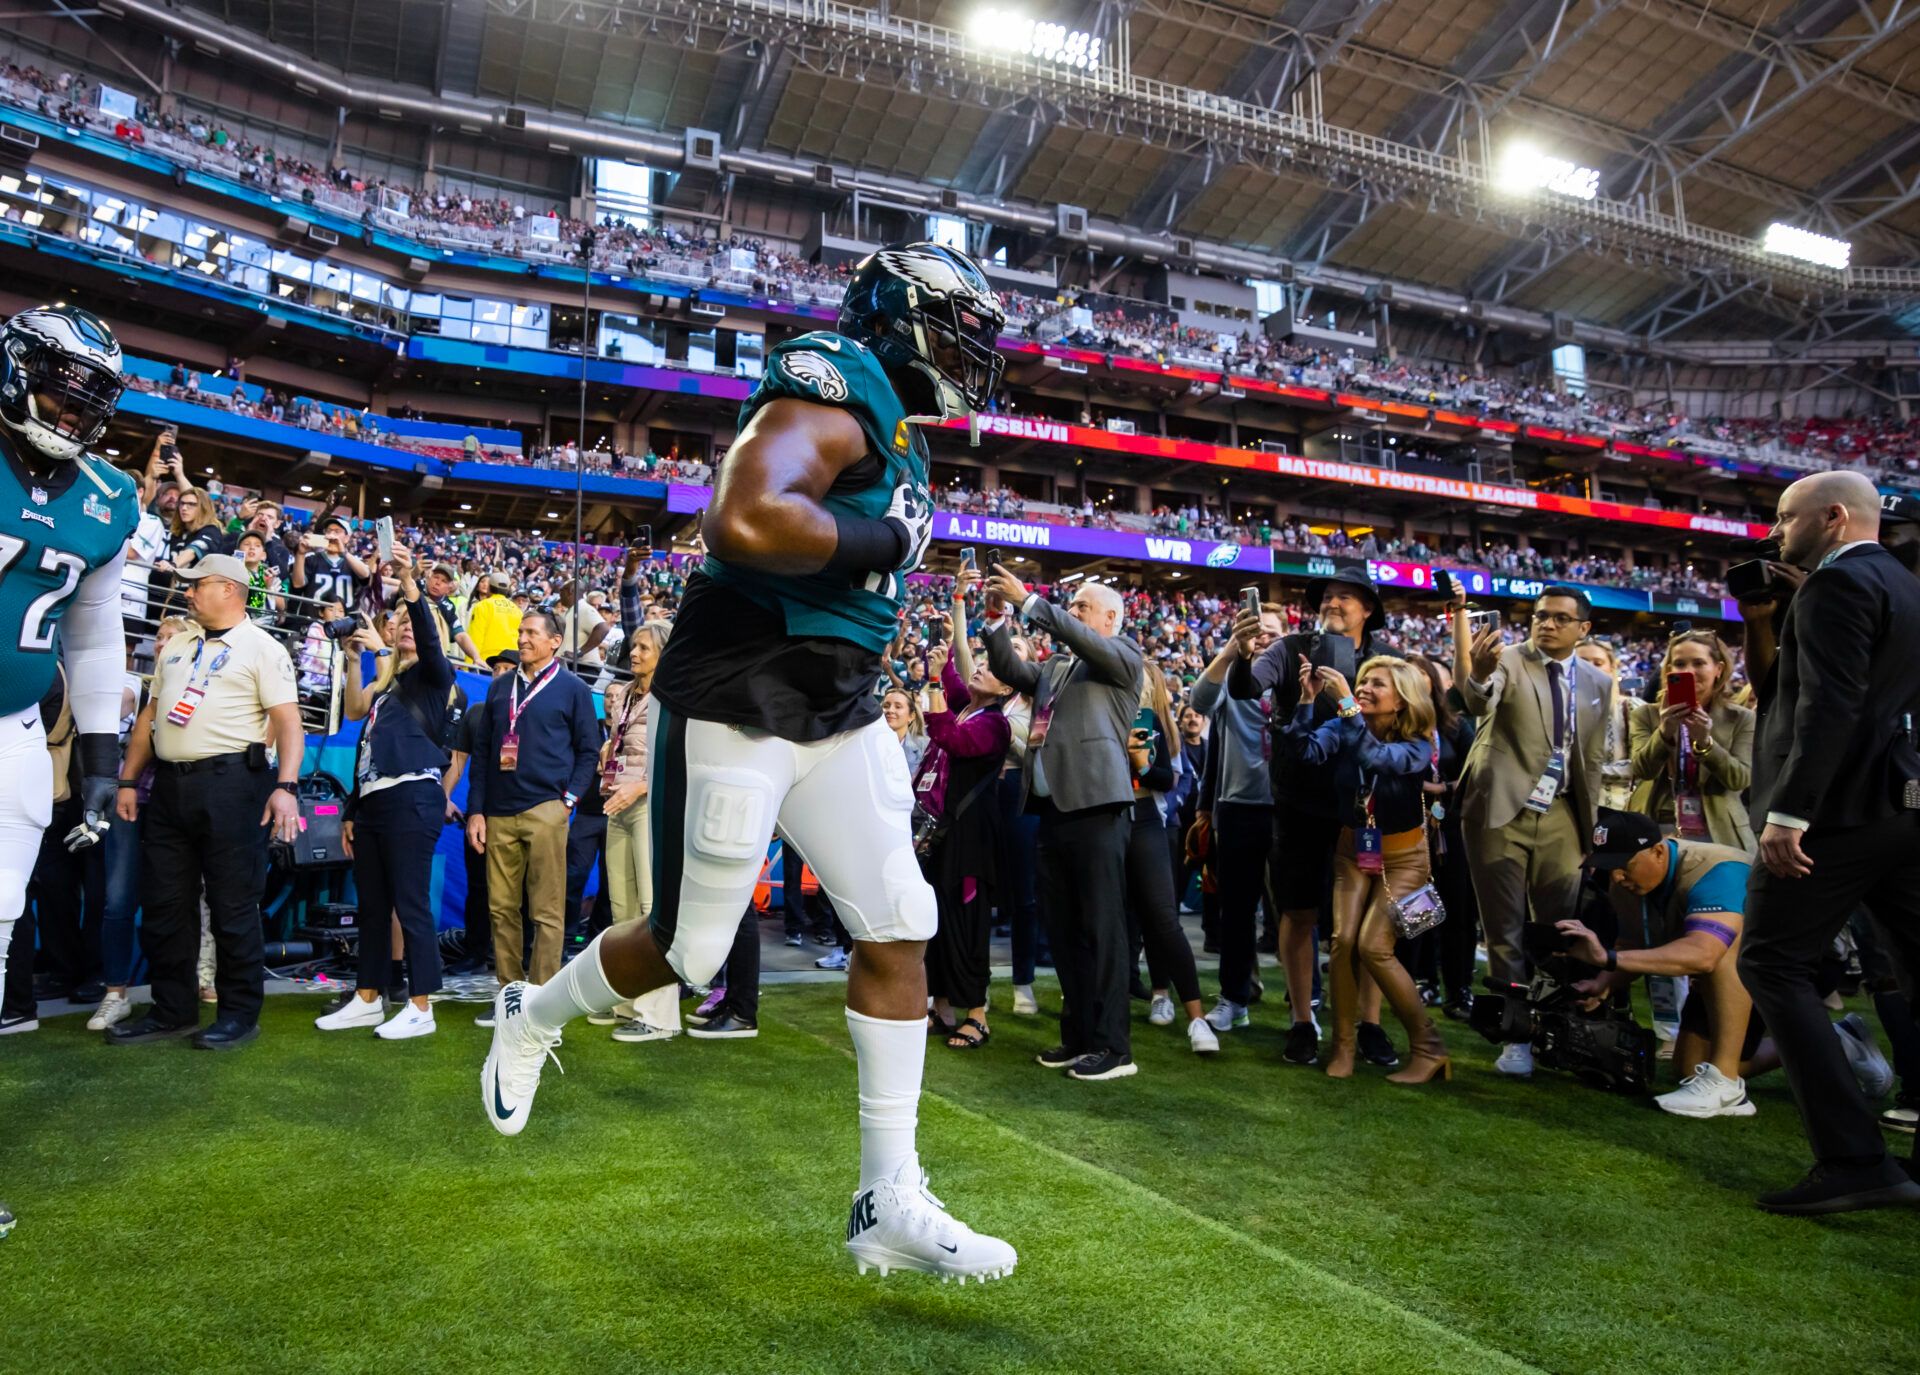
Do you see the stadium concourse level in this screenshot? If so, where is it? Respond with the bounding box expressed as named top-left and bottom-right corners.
top-left (5, 56), bottom-right (1920, 490)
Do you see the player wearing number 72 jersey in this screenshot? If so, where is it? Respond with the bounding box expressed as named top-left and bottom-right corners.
top-left (0, 305), bottom-right (140, 999)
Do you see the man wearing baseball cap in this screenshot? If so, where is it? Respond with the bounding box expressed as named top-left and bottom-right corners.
top-left (468, 569), bottom-right (522, 665)
top-left (1553, 807), bottom-right (1756, 1120)
top-left (424, 559), bottom-right (483, 664)
top-left (289, 513), bottom-right (370, 609)
top-left (109, 553), bottom-right (305, 1051)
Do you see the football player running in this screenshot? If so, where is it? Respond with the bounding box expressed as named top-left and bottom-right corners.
top-left (0, 305), bottom-right (139, 1010)
top-left (478, 244), bottom-right (1017, 1283)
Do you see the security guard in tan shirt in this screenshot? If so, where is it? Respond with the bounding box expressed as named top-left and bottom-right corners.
top-left (111, 554), bottom-right (305, 1050)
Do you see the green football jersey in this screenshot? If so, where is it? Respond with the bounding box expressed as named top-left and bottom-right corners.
top-left (701, 331), bottom-right (928, 653)
top-left (0, 438), bottom-right (140, 717)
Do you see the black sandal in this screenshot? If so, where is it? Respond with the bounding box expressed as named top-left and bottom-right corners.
top-left (945, 1016), bottom-right (991, 1050)
top-left (928, 1011), bottom-right (957, 1037)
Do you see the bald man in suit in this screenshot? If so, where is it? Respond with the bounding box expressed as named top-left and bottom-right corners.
top-left (1453, 584), bottom-right (1611, 1077)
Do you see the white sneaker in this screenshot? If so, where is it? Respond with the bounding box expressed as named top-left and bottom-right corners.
top-left (0, 1013), bottom-right (39, 1035)
top-left (1011, 984), bottom-right (1039, 1016)
top-left (1204, 997), bottom-right (1248, 1032)
top-left (376, 1004), bottom-right (436, 1040)
top-left (480, 982), bottom-right (562, 1137)
top-left (1656, 1063), bottom-right (1756, 1119)
top-left (1187, 1018), bottom-right (1219, 1055)
top-left (610, 1018), bottom-right (677, 1043)
top-left (1835, 1014), bottom-right (1895, 1099)
top-left (846, 1165), bottom-right (1017, 1283)
top-left (1495, 1042), bottom-right (1534, 1077)
top-left (816, 948), bottom-right (850, 972)
top-left (87, 994), bottom-right (133, 1032)
top-left (1147, 995), bottom-right (1177, 1027)
top-left (314, 994), bottom-right (386, 1031)
top-left (587, 998), bottom-right (635, 1028)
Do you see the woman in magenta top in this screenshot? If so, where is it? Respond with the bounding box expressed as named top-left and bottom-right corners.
top-left (919, 565), bottom-right (1014, 1050)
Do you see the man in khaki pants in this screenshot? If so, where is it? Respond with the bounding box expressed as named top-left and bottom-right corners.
top-left (1453, 584), bottom-right (1610, 1078)
top-left (465, 611), bottom-right (600, 1018)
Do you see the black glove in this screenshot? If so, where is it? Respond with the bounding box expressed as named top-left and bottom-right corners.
top-left (64, 734), bottom-right (122, 853)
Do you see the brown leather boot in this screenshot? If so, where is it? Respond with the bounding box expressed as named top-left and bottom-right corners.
top-left (1387, 1017), bottom-right (1452, 1085)
top-left (1324, 948), bottom-right (1359, 1079)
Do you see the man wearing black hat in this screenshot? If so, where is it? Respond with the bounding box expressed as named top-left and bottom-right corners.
top-left (1226, 557), bottom-right (1398, 1067)
top-left (1555, 808), bottom-right (1757, 1120)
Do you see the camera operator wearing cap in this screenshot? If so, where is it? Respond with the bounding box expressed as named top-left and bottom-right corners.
top-left (109, 554), bottom-right (304, 1051)
top-left (1226, 559), bottom-right (1398, 1068)
top-left (1734, 470), bottom-right (1920, 1215)
top-left (1556, 809), bottom-right (1756, 1121)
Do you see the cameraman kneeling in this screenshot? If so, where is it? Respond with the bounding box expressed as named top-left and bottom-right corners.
top-left (1557, 808), bottom-right (1757, 1120)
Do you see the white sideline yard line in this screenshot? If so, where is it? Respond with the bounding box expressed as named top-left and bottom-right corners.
top-left (779, 1010), bottom-right (1547, 1375)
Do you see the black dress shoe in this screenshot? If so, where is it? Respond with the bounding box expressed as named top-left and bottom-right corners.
top-left (1756, 1162), bottom-right (1920, 1216)
top-left (191, 1018), bottom-right (260, 1051)
top-left (106, 1014), bottom-right (200, 1045)
top-left (1358, 1021), bottom-right (1401, 1069)
top-left (1035, 1044), bottom-right (1082, 1070)
top-left (1442, 997), bottom-right (1474, 1022)
top-left (71, 979), bottom-right (107, 1004)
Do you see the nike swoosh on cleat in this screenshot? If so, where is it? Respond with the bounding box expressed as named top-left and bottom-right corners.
top-left (492, 1065), bottom-right (513, 1121)
top-left (937, 1243), bottom-right (957, 1253)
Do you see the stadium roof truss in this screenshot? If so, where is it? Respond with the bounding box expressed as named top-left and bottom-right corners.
top-left (144, 1), bottom-right (1920, 340)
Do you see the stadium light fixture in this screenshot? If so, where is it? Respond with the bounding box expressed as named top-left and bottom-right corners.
top-left (1493, 143), bottom-right (1599, 201)
top-left (968, 8), bottom-right (1103, 69)
top-left (1763, 222), bottom-right (1850, 271)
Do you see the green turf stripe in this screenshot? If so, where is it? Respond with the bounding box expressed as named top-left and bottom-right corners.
top-left (784, 1014), bottom-right (1549, 1375)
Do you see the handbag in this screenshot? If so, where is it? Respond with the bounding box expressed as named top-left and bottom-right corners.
top-left (1387, 881), bottom-right (1448, 941)
top-left (912, 768), bottom-right (998, 860)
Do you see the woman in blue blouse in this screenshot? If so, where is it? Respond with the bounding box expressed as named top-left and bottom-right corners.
top-left (1285, 655), bottom-right (1450, 1086)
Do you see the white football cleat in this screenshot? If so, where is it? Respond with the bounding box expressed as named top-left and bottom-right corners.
top-left (846, 1165), bottom-right (1016, 1283)
top-left (480, 982), bottom-right (562, 1137)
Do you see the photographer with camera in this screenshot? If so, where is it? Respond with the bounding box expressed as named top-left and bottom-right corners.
top-left (1452, 583), bottom-right (1611, 1079)
top-left (1555, 809), bottom-right (1756, 1119)
top-left (1227, 560), bottom-right (1398, 1068)
top-left (313, 544), bottom-right (457, 1040)
top-left (1735, 470), bottom-right (1920, 1214)
top-left (289, 513), bottom-right (370, 609)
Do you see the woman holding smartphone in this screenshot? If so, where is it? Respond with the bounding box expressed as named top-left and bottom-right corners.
top-left (1627, 631), bottom-right (1754, 849)
top-left (1282, 655), bottom-right (1448, 1085)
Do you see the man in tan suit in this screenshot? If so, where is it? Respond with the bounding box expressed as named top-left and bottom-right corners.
top-left (1454, 585), bottom-right (1610, 1077)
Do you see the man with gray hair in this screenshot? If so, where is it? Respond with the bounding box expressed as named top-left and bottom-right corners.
top-left (985, 567), bottom-right (1145, 1081)
top-left (1739, 469), bottom-right (1920, 1214)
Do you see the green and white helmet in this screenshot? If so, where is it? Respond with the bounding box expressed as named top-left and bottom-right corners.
top-left (837, 242), bottom-right (1006, 420)
top-left (0, 304), bottom-right (125, 462)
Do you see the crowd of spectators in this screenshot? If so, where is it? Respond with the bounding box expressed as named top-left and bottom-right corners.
top-left (4, 55), bottom-right (1915, 491)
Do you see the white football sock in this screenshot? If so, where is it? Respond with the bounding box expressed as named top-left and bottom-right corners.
top-left (524, 933), bottom-right (620, 1033)
top-left (847, 1006), bottom-right (925, 1190)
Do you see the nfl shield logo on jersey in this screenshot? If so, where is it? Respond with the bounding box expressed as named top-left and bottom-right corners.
top-left (29, 487), bottom-right (47, 505)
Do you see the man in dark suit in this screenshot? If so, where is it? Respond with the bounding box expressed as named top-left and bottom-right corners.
top-left (985, 565), bottom-right (1145, 1081)
top-left (1739, 470), bottom-right (1920, 1215)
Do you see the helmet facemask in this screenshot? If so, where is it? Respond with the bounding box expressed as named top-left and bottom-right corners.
top-left (900, 283), bottom-right (1006, 421)
top-left (2, 339), bottom-right (124, 462)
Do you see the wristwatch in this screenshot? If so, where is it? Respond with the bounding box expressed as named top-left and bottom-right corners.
top-left (1604, 949), bottom-right (1618, 972)
top-left (273, 781), bottom-right (300, 795)
top-left (116, 779), bottom-right (140, 789)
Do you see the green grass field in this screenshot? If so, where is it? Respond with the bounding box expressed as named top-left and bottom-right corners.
top-left (3, 982), bottom-right (1916, 1375)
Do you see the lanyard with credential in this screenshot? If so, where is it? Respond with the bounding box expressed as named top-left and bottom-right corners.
top-left (164, 636), bottom-right (232, 728)
top-left (509, 660), bottom-right (560, 734)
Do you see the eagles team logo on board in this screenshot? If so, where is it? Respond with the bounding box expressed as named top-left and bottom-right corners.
top-left (782, 351), bottom-right (848, 402)
top-left (1204, 543), bottom-right (1239, 569)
